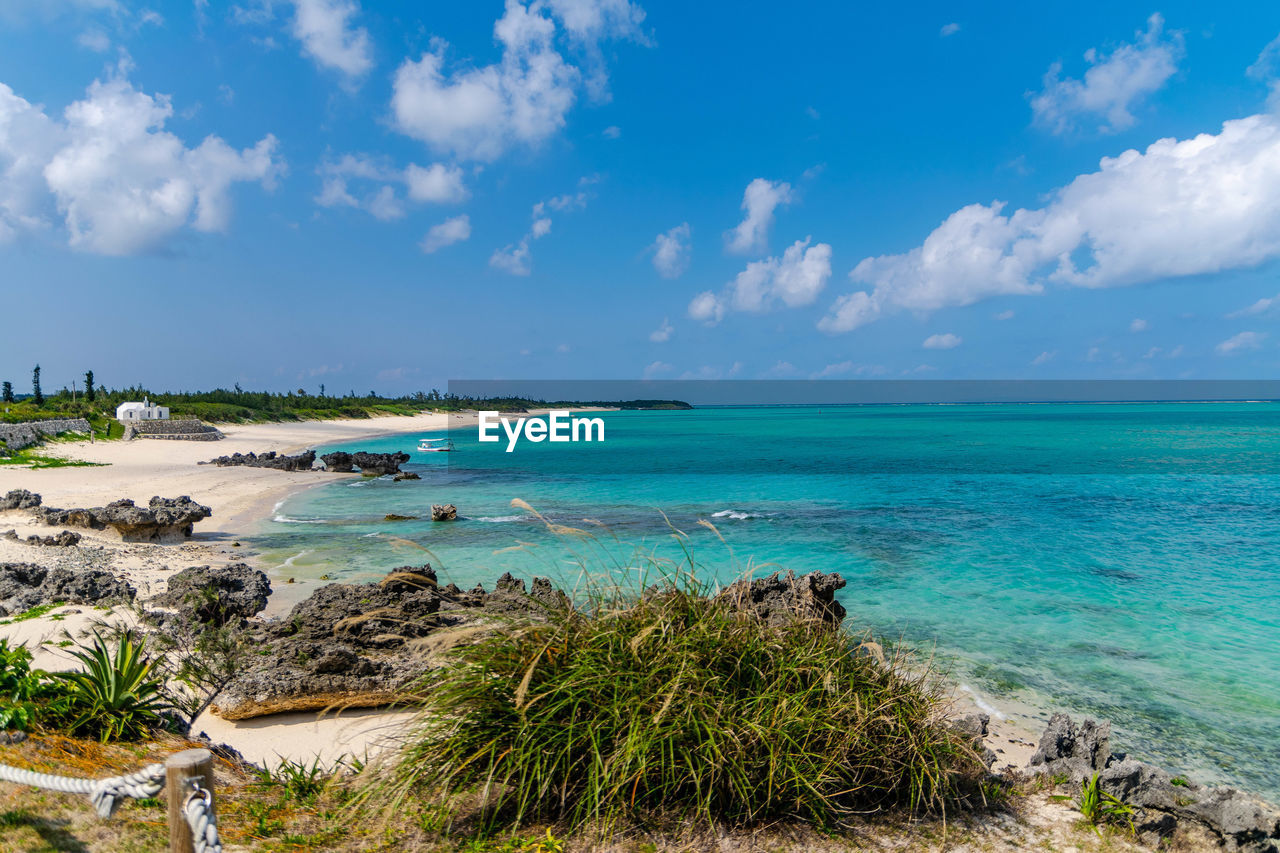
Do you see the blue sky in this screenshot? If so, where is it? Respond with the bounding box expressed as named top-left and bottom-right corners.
top-left (3, 0), bottom-right (1280, 394)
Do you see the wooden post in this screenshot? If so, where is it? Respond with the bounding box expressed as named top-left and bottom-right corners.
top-left (165, 748), bottom-right (214, 853)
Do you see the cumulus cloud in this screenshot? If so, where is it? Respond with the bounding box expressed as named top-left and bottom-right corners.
top-left (649, 316), bottom-right (673, 342)
top-left (391, 0), bottom-right (645, 161)
top-left (650, 222), bottom-right (690, 278)
top-left (725, 178), bottom-right (791, 254)
top-left (316, 155), bottom-right (466, 219)
top-left (922, 333), bottom-right (962, 349)
top-left (821, 111), bottom-right (1280, 333)
top-left (602, 124), bottom-right (621, 138)
top-left (1129, 317), bottom-right (1147, 331)
top-left (1030, 14), bottom-right (1183, 134)
top-left (687, 290), bottom-right (724, 324)
top-left (940, 22), bottom-right (960, 37)
top-left (995, 309), bottom-right (1015, 320)
top-left (690, 238), bottom-right (832, 324)
top-left (0, 75), bottom-right (280, 254)
top-left (420, 214), bottom-right (471, 253)
top-left (289, 0), bottom-right (372, 84)
top-left (1216, 331), bottom-right (1266, 354)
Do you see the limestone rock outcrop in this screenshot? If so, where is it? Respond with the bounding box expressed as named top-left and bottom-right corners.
top-left (36, 496), bottom-right (212, 543)
top-left (0, 562), bottom-right (135, 615)
top-left (714, 570), bottom-right (848, 627)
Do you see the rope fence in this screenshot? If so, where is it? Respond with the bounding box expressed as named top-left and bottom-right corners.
top-left (0, 748), bottom-right (221, 853)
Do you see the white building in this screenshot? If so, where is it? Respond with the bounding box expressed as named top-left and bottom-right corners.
top-left (116, 398), bottom-right (170, 422)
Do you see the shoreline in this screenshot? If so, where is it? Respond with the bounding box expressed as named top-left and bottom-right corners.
top-left (0, 409), bottom-right (1043, 772)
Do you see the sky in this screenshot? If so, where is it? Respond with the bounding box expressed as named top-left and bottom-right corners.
top-left (3, 1), bottom-right (1280, 395)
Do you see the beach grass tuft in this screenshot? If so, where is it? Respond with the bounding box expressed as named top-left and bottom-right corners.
top-left (355, 525), bottom-right (985, 833)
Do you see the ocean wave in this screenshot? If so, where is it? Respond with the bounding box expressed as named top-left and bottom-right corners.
top-left (958, 683), bottom-right (1008, 721)
top-left (473, 515), bottom-right (527, 523)
top-left (272, 515), bottom-right (328, 525)
top-left (709, 509), bottom-right (773, 521)
top-left (277, 550), bottom-right (311, 569)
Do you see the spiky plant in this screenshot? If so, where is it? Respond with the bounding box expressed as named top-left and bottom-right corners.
top-left (51, 630), bottom-right (168, 741)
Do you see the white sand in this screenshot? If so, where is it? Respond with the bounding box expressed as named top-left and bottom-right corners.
top-left (0, 411), bottom-right (474, 767)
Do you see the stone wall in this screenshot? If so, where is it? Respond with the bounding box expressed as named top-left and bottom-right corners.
top-left (124, 419), bottom-right (223, 441)
top-left (0, 418), bottom-right (92, 453)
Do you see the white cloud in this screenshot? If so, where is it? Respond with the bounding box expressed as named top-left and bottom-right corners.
top-left (994, 309), bottom-right (1015, 320)
top-left (1228, 293), bottom-right (1280, 318)
top-left (77, 29), bottom-right (110, 51)
top-left (922, 332), bottom-right (962, 350)
top-left (1247, 33), bottom-right (1280, 95)
top-left (489, 183), bottom-right (590, 275)
top-left (1031, 14), bottom-right (1182, 134)
top-left (289, 0), bottom-right (372, 85)
top-left (405, 162), bottom-right (468, 203)
top-left (391, 0), bottom-right (644, 162)
top-left (1216, 331), bottom-right (1266, 354)
top-left (690, 237), bottom-right (831, 324)
top-left (649, 316), bottom-right (673, 342)
top-left (602, 124), bottom-right (621, 138)
top-left (811, 361), bottom-right (885, 378)
top-left (687, 290), bottom-right (724, 325)
top-left (490, 239), bottom-right (532, 275)
top-left (0, 75), bottom-right (279, 254)
top-left (1031, 350), bottom-right (1056, 366)
top-left (940, 22), bottom-right (960, 37)
top-left (650, 222), bottom-right (690, 278)
top-left (420, 214), bottom-right (471, 253)
top-left (642, 360), bottom-right (671, 379)
top-left (724, 178), bottom-right (791, 254)
top-left (822, 110), bottom-right (1280, 333)
top-left (316, 155), bottom-right (466, 218)
top-left (1129, 317), bottom-right (1147, 332)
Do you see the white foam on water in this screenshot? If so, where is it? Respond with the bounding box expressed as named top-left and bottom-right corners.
top-left (710, 509), bottom-right (771, 520)
top-left (959, 683), bottom-right (1008, 720)
top-left (473, 515), bottom-right (526, 523)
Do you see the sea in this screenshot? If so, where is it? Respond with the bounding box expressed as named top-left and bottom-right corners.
top-left (252, 403), bottom-right (1280, 800)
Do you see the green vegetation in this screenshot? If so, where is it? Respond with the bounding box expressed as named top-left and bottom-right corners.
top-left (0, 445), bottom-right (106, 468)
top-left (1070, 773), bottom-right (1135, 834)
top-left (47, 631), bottom-right (169, 742)
top-left (361, 569), bottom-right (982, 833)
top-left (1, 365), bottom-right (690, 426)
top-left (0, 641), bottom-right (60, 732)
top-left (0, 603), bottom-right (67, 626)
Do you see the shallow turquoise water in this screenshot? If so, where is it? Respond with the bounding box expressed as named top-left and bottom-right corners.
top-left (255, 404), bottom-right (1280, 799)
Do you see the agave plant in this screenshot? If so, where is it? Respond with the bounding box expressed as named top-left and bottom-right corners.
top-left (51, 630), bottom-right (169, 741)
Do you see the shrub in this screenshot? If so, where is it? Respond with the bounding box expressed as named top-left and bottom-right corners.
top-left (49, 630), bottom-right (169, 741)
top-left (0, 640), bottom-right (55, 731)
top-left (363, 571), bottom-right (982, 831)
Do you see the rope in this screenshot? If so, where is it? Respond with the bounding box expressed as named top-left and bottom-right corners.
top-left (0, 761), bottom-right (165, 818)
top-left (184, 782), bottom-right (223, 853)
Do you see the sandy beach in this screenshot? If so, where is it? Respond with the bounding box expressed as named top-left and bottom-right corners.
top-left (0, 411), bottom-right (1039, 772)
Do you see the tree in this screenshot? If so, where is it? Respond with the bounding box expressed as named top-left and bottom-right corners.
top-left (1, 381), bottom-right (12, 403)
top-left (84, 370), bottom-right (96, 403)
top-left (31, 365), bottom-right (43, 406)
top-left (319, 383), bottom-right (325, 398)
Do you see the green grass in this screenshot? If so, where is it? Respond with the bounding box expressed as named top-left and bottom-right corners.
top-left (358, 563), bottom-right (983, 832)
top-left (0, 603), bottom-right (66, 625)
top-left (0, 446), bottom-right (105, 468)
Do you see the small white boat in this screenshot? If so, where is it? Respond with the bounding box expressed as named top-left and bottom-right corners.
top-left (417, 437), bottom-right (455, 452)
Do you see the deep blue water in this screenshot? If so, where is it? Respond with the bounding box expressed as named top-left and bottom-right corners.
top-left (253, 403), bottom-right (1280, 799)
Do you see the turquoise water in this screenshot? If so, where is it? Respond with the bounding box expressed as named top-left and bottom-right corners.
top-left (255, 404), bottom-right (1280, 799)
